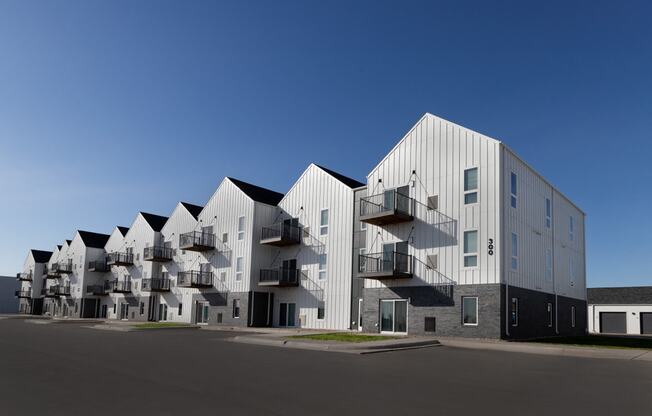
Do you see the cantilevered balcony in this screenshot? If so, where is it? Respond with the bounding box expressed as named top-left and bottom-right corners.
top-left (16, 272), bottom-right (33, 281)
top-left (357, 252), bottom-right (413, 280)
top-left (86, 284), bottom-right (109, 296)
top-left (142, 278), bottom-right (171, 292)
top-left (259, 268), bottom-right (301, 287)
top-left (177, 271), bottom-right (213, 288)
top-left (57, 261), bottom-right (73, 274)
top-left (15, 290), bottom-right (31, 298)
top-left (58, 285), bottom-right (71, 296)
top-left (106, 280), bottom-right (132, 293)
top-left (88, 260), bottom-right (110, 272)
top-left (46, 264), bottom-right (63, 279)
top-left (44, 286), bottom-right (60, 297)
top-left (106, 252), bottom-right (134, 266)
top-left (359, 191), bottom-right (414, 226)
top-left (179, 231), bottom-right (215, 252)
top-left (143, 246), bottom-right (173, 262)
top-left (260, 219), bottom-right (302, 246)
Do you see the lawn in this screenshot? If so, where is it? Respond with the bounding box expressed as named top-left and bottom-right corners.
top-left (530, 335), bottom-right (652, 350)
top-left (287, 333), bottom-right (400, 343)
top-left (131, 322), bottom-right (195, 329)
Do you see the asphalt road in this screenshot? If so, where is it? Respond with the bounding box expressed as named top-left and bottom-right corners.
top-left (0, 319), bottom-right (650, 416)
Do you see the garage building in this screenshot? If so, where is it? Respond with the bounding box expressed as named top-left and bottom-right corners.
top-left (588, 286), bottom-right (652, 335)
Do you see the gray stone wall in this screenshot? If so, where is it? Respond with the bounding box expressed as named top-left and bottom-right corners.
top-left (193, 291), bottom-right (249, 327)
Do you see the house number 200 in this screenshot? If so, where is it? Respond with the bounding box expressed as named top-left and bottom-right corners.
top-left (488, 239), bottom-right (494, 256)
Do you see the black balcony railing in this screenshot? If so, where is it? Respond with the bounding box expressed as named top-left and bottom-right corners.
top-left (58, 285), bottom-right (71, 296)
top-left (86, 284), bottom-right (109, 296)
top-left (88, 260), bottom-right (110, 272)
top-left (17, 272), bottom-right (33, 281)
top-left (142, 278), bottom-right (171, 292)
top-left (106, 252), bottom-right (134, 266)
top-left (143, 246), bottom-right (173, 262)
top-left (15, 290), bottom-right (31, 298)
top-left (106, 280), bottom-right (132, 293)
top-left (358, 251), bottom-right (413, 279)
top-left (177, 271), bottom-right (213, 288)
top-left (57, 261), bottom-right (73, 274)
top-left (179, 231), bottom-right (215, 252)
top-left (359, 191), bottom-right (414, 225)
top-left (260, 220), bottom-right (302, 246)
top-left (44, 286), bottom-right (60, 297)
top-left (259, 268), bottom-right (301, 287)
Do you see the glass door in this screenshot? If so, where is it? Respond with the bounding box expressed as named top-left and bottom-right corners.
top-left (279, 302), bottom-right (296, 327)
top-left (382, 243), bottom-right (394, 272)
top-left (195, 301), bottom-right (209, 324)
top-left (380, 299), bottom-right (408, 334)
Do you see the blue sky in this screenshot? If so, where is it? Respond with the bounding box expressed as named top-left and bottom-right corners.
top-left (1, 0), bottom-right (650, 287)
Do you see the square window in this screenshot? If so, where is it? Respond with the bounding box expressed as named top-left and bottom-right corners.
top-left (462, 297), bottom-right (478, 325)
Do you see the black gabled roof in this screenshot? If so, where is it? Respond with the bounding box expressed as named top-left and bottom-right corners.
top-left (31, 250), bottom-right (53, 263)
top-left (78, 231), bottom-right (111, 249)
top-left (588, 287), bottom-right (652, 305)
top-left (315, 165), bottom-right (365, 189)
top-left (56, 245), bottom-right (62, 250)
top-left (228, 177), bottom-right (284, 206)
top-left (140, 212), bottom-right (169, 232)
top-left (117, 226), bottom-right (129, 236)
top-left (65, 240), bottom-right (72, 245)
top-left (180, 202), bottom-right (204, 220)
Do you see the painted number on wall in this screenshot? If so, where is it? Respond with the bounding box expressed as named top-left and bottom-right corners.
top-left (488, 239), bottom-right (494, 256)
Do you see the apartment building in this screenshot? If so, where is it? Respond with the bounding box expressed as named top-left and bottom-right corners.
top-left (17, 249), bottom-right (52, 314)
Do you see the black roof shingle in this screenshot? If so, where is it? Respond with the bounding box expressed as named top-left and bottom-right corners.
top-left (140, 212), bottom-right (169, 232)
top-left (180, 202), bottom-right (204, 220)
top-left (78, 231), bottom-right (111, 249)
top-left (315, 165), bottom-right (365, 189)
top-left (228, 178), bottom-right (284, 206)
top-left (588, 287), bottom-right (652, 305)
top-left (31, 250), bottom-right (53, 263)
top-left (117, 226), bottom-right (129, 236)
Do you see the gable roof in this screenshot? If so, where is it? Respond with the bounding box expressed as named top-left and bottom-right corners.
top-left (31, 250), bottom-right (53, 263)
top-left (588, 287), bottom-right (652, 305)
top-left (315, 164), bottom-right (365, 189)
top-left (56, 245), bottom-right (62, 250)
top-left (227, 177), bottom-right (284, 206)
top-left (140, 212), bottom-right (168, 232)
top-left (180, 202), bottom-right (203, 220)
top-left (117, 226), bottom-right (129, 236)
top-left (78, 231), bottom-right (111, 249)
top-left (65, 240), bottom-right (72, 245)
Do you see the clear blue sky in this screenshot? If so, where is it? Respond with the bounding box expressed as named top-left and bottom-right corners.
top-left (1, 0), bottom-right (650, 287)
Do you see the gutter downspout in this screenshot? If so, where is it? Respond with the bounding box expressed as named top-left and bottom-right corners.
top-left (501, 146), bottom-right (509, 338)
top-left (552, 191), bottom-right (559, 335)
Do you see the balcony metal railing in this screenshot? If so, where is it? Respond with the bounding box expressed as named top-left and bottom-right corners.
top-left (359, 191), bottom-right (414, 225)
top-left (86, 284), bottom-right (109, 296)
top-left (15, 290), bottom-right (31, 298)
top-left (177, 271), bottom-right (213, 288)
top-left (106, 280), bottom-right (132, 293)
top-left (88, 260), bottom-right (110, 272)
top-left (143, 246), bottom-right (174, 262)
top-left (44, 286), bottom-right (60, 297)
top-left (179, 231), bottom-right (215, 252)
top-left (106, 252), bottom-right (134, 266)
top-left (17, 272), bottom-right (33, 281)
top-left (358, 251), bottom-right (413, 279)
top-left (142, 278), bottom-right (171, 292)
top-left (57, 261), bottom-right (73, 274)
top-left (260, 220), bottom-right (302, 246)
top-left (259, 268), bottom-right (301, 287)
top-left (58, 285), bottom-right (71, 296)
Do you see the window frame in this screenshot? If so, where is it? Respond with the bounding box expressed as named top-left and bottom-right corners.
top-left (317, 301), bottom-right (325, 320)
top-left (178, 303), bottom-right (183, 316)
top-left (571, 306), bottom-right (576, 328)
top-left (233, 299), bottom-right (240, 318)
top-left (545, 249), bottom-right (553, 281)
top-left (463, 230), bottom-right (479, 268)
top-left (237, 216), bottom-right (245, 241)
top-left (463, 167), bottom-right (479, 205)
top-left (318, 253), bottom-right (327, 280)
top-left (510, 232), bottom-right (518, 270)
top-left (510, 172), bottom-right (517, 209)
top-left (320, 208), bottom-right (329, 236)
top-left (462, 296), bottom-right (479, 326)
top-left (545, 198), bottom-right (552, 228)
top-left (569, 216), bottom-right (574, 241)
top-left (235, 256), bottom-right (243, 281)
top-left (547, 302), bottom-right (553, 327)
top-left (511, 297), bottom-right (519, 327)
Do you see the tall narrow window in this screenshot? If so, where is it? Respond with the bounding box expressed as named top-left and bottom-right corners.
top-left (462, 297), bottom-right (478, 326)
top-left (545, 249), bottom-right (553, 281)
top-left (510, 172), bottom-right (517, 208)
top-left (569, 257), bottom-right (575, 286)
top-left (233, 299), bottom-right (240, 318)
top-left (464, 168), bottom-right (478, 204)
top-left (320, 209), bottom-right (329, 236)
top-left (235, 257), bottom-right (243, 281)
top-left (569, 216), bottom-right (574, 241)
top-left (547, 303), bottom-right (553, 327)
top-left (511, 233), bottom-right (518, 270)
top-left (318, 253), bottom-right (327, 280)
top-left (220, 271), bottom-right (226, 282)
top-left (511, 298), bottom-right (519, 327)
top-left (222, 233), bottom-right (228, 244)
top-left (237, 216), bottom-right (245, 241)
top-left (463, 230), bottom-right (478, 267)
top-left (571, 306), bottom-right (576, 328)
top-left (360, 220), bottom-right (366, 231)
top-left (545, 198), bottom-right (551, 228)
top-left (178, 303), bottom-right (183, 316)
top-left (359, 248), bottom-right (367, 273)
top-left (317, 301), bottom-right (325, 320)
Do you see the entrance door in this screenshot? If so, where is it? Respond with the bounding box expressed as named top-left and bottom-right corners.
top-left (279, 302), bottom-right (296, 327)
top-left (358, 298), bottom-right (363, 331)
top-left (382, 243), bottom-right (394, 272)
top-left (119, 303), bottom-right (129, 320)
top-left (148, 295), bottom-right (159, 321)
top-left (600, 312), bottom-right (626, 334)
top-left (159, 303), bottom-right (168, 321)
top-left (281, 259), bottom-right (297, 282)
top-left (195, 301), bottom-right (209, 324)
top-left (395, 185), bottom-right (410, 213)
top-left (380, 299), bottom-right (407, 334)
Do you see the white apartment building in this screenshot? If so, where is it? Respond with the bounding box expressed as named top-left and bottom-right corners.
top-left (17, 249), bottom-right (52, 314)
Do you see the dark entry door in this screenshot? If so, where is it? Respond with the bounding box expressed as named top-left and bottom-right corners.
top-left (641, 313), bottom-right (652, 335)
top-left (600, 312), bottom-right (627, 334)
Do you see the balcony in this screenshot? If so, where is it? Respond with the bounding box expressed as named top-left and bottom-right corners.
top-left (58, 285), bottom-right (71, 296)
top-left (260, 219), bottom-right (302, 246)
top-left (86, 284), bottom-right (109, 296)
top-left (15, 290), bottom-right (31, 298)
top-left (143, 246), bottom-right (173, 262)
top-left (88, 260), bottom-right (110, 272)
top-left (177, 271), bottom-right (213, 288)
top-left (142, 278), bottom-right (171, 292)
top-left (43, 286), bottom-right (60, 297)
top-left (179, 231), bottom-right (215, 252)
top-left (358, 251), bottom-right (413, 280)
top-left (16, 272), bottom-right (33, 281)
top-left (106, 252), bottom-right (134, 266)
top-left (46, 264), bottom-right (62, 279)
top-left (259, 268), bottom-right (301, 287)
top-left (106, 280), bottom-right (132, 293)
top-left (360, 191), bottom-right (414, 226)
top-left (57, 261), bottom-right (73, 274)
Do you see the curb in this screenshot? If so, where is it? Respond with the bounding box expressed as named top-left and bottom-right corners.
top-left (88, 324), bottom-right (200, 332)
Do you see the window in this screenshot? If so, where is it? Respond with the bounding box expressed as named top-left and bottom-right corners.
top-left (462, 297), bottom-right (478, 326)
top-left (235, 257), bottom-right (243, 281)
top-left (510, 172), bottom-right (517, 208)
top-left (140, 302), bottom-right (144, 315)
top-left (360, 220), bottom-right (366, 231)
top-left (463, 230), bottom-right (478, 267)
top-left (569, 216), bottom-right (574, 241)
top-left (569, 257), bottom-right (575, 286)
top-left (318, 253), bottom-right (327, 280)
top-left (178, 303), bottom-right (183, 316)
top-left (545, 198), bottom-right (552, 228)
top-left (113, 304), bottom-right (117, 314)
top-left (571, 306), bottom-right (576, 328)
top-left (317, 301), bottom-right (325, 320)
top-left (545, 249), bottom-right (553, 281)
top-left (233, 299), bottom-right (240, 318)
top-left (511, 298), bottom-right (519, 327)
top-left (220, 271), bottom-right (226, 282)
top-left (359, 248), bottom-right (367, 273)
top-left (320, 209), bottom-right (329, 235)
top-left (547, 303), bottom-right (553, 327)
top-left (464, 168), bottom-right (478, 204)
top-left (511, 233), bottom-right (518, 270)
top-left (222, 233), bottom-right (228, 244)
top-left (237, 216), bottom-right (245, 240)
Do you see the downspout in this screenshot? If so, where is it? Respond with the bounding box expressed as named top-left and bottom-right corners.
top-left (501, 146), bottom-right (509, 338)
top-left (552, 191), bottom-right (559, 335)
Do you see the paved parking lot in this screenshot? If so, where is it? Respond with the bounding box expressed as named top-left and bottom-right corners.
top-left (0, 319), bottom-right (650, 415)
